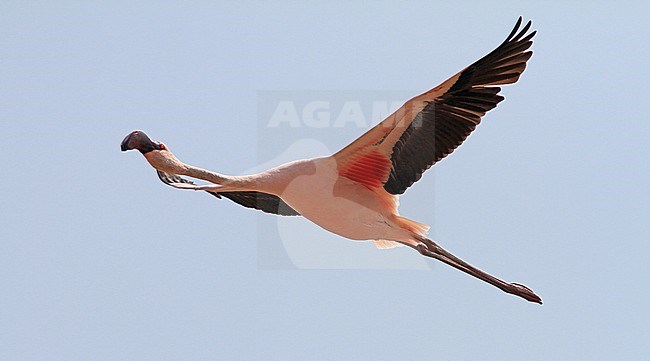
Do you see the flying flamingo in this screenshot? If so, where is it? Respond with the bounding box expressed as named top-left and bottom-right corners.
top-left (121, 17), bottom-right (541, 304)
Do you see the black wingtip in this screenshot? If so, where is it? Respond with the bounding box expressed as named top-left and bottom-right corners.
top-left (506, 17), bottom-right (524, 42)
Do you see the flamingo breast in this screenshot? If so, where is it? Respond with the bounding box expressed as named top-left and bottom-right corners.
top-left (273, 157), bottom-right (411, 241)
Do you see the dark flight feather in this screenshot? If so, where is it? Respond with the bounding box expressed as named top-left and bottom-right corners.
top-left (384, 18), bottom-right (535, 195)
top-left (156, 171), bottom-right (300, 216)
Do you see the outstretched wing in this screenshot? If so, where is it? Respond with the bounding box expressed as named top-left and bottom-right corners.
top-left (156, 171), bottom-right (300, 216)
top-left (333, 17), bottom-right (535, 195)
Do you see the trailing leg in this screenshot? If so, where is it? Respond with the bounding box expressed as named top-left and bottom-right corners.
top-left (406, 236), bottom-right (542, 304)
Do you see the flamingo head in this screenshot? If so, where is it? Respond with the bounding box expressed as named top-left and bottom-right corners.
top-left (121, 130), bottom-right (166, 154)
top-left (121, 130), bottom-right (190, 175)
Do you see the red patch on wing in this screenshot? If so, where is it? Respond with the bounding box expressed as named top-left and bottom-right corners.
top-left (339, 151), bottom-right (391, 189)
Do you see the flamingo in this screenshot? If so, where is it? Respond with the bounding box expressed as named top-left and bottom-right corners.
top-left (121, 17), bottom-right (541, 304)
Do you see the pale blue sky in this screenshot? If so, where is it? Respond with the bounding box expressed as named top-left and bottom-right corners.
top-left (1, 1), bottom-right (649, 360)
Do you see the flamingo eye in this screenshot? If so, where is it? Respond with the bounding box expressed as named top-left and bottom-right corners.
top-left (159, 143), bottom-right (166, 150)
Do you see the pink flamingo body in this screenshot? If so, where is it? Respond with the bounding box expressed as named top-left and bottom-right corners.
top-left (122, 18), bottom-right (542, 303)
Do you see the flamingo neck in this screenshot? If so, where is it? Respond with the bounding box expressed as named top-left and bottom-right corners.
top-left (144, 149), bottom-right (261, 191)
top-left (182, 165), bottom-right (233, 184)
top-left (181, 164), bottom-right (262, 192)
